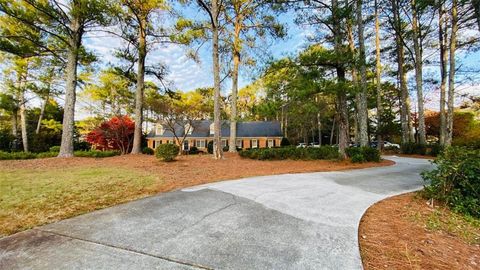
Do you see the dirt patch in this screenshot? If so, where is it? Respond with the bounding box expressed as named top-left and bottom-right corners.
top-left (359, 193), bottom-right (480, 270)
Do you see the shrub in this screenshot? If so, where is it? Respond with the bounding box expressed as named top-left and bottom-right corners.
top-left (428, 144), bottom-right (444, 157)
top-left (85, 116), bottom-right (134, 154)
top-left (384, 145), bottom-right (400, 153)
top-left (401, 142), bottom-right (427, 155)
top-left (189, 146), bottom-right (200, 155)
top-left (422, 147), bottom-right (480, 218)
top-left (36, 152), bottom-right (58, 158)
top-left (155, 144), bottom-right (179, 162)
top-left (239, 146), bottom-right (340, 161)
top-left (74, 141), bottom-right (91, 151)
top-left (49, 146), bottom-right (60, 152)
top-left (346, 147), bottom-right (380, 162)
top-left (0, 151), bottom-right (37, 160)
top-left (362, 147), bottom-right (381, 162)
top-left (280, 137), bottom-right (291, 147)
top-left (351, 154), bottom-right (366, 163)
top-left (74, 150), bottom-right (120, 158)
top-left (142, 147), bottom-right (154, 155)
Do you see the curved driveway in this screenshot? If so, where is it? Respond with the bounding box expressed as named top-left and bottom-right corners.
top-left (0, 156), bottom-right (432, 270)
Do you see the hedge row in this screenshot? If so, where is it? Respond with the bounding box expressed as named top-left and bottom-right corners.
top-left (73, 150), bottom-right (120, 158)
top-left (345, 147), bottom-right (381, 163)
top-left (422, 147), bottom-right (480, 218)
top-left (238, 146), bottom-right (340, 160)
top-left (400, 142), bottom-right (444, 156)
top-left (0, 149), bottom-right (119, 160)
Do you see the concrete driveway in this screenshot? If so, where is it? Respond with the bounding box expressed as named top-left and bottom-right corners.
top-left (0, 156), bottom-right (432, 270)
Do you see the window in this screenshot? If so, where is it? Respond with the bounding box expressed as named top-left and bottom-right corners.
top-left (267, 139), bottom-right (274, 148)
top-left (251, 139), bottom-right (258, 148)
top-left (222, 139), bottom-right (227, 147)
top-left (155, 124), bottom-right (164, 135)
top-left (236, 139), bottom-right (242, 148)
top-left (196, 140), bottom-right (206, 148)
top-left (152, 140), bottom-right (156, 149)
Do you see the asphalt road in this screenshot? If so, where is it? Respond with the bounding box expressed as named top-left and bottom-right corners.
top-left (0, 156), bottom-right (433, 270)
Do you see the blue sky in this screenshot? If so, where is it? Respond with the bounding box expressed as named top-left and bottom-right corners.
top-left (82, 7), bottom-right (307, 94)
top-left (79, 5), bottom-right (479, 119)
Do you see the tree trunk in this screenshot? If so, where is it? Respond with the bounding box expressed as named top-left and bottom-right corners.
top-left (229, 16), bottom-right (241, 153)
top-left (375, 0), bottom-right (383, 150)
top-left (330, 116), bottom-right (336, 145)
top-left (58, 18), bottom-right (82, 158)
top-left (439, 2), bottom-right (448, 146)
top-left (446, 0), bottom-right (458, 146)
top-left (19, 75), bottom-right (28, 152)
top-left (11, 110), bottom-right (18, 138)
top-left (36, 94), bottom-right (49, 134)
top-left (332, 0), bottom-right (348, 158)
top-left (347, 22), bottom-right (359, 145)
top-left (316, 96), bottom-right (322, 146)
top-left (392, 0), bottom-right (411, 144)
top-left (212, 0), bottom-right (223, 159)
top-left (411, 0), bottom-right (426, 145)
top-left (356, 0), bottom-right (369, 147)
top-left (131, 16), bottom-right (147, 154)
top-left (284, 110), bottom-right (288, 138)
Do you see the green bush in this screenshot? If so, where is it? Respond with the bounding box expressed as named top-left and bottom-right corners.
top-left (188, 146), bottom-right (200, 155)
top-left (0, 151), bottom-right (37, 160)
top-left (239, 146), bottom-right (340, 161)
top-left (0, 150), bottom-right (119, 160)
top-left (401, 142), bottom-right (427, 155)
top-left (49, 146), bottom-right (60, 152)
top-left (362, 147), bottom-right (381, 162)
top-left (453, 138), bottom-right (480, 150)
top-left (428, 144), bottom-right (444, 157)
top-left (280, 137), bottom-right (291, 147)
top-left (74, 150), bottom-right (120, 158)
top-left (36, 152), bottom-right (58, 158)
top-left (74, 141), bottom-right (91, 151)
top-left (155, 144), bottom-right (179, 162)
top-left (346, 147), bottom-right (380, 162)
top-left (142, 147), bottom-right (154, 155)
top-left (351, 154), bottom-right (366, 163)
top-left (422, 147), bottom-right (480, 218)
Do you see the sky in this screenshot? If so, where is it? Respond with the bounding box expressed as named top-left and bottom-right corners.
top-left (77, 5), bottom-right (479, 120)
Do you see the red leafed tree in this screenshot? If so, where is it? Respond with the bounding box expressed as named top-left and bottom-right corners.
top-left (86, 116), bottom-right (135, 154)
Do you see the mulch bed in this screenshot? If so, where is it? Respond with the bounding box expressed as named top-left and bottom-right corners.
top-left (359, 193), bottom-right (480, 270)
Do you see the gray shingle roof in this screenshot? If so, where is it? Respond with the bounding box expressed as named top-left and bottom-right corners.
top-left (147, 120), bottom-right (283, 138)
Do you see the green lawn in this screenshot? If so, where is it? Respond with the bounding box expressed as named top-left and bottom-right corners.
top-left (0, 166), bottom-right (157, 237)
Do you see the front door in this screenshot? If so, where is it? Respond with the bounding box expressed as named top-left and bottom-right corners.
top-left (183, 140), bottom-right (189, 151)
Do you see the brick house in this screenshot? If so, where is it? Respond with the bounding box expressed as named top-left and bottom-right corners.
top-left (146, 120), bottom-right (283, 151)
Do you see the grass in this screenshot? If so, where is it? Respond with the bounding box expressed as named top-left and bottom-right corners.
top-left (0, 154), bottom-right (394, 237)
top-left (0, 166), bottom-right (157, 237)
top-left (408, 195), bottom-right (480, 245)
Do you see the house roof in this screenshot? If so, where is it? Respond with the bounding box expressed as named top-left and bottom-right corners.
top-left (146, 120), bottom-right (283, 138)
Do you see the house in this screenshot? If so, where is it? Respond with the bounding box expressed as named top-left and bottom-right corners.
top-left (146, 120), bottom-right (283, 151)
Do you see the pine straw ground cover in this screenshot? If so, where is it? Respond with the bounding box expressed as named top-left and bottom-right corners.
top-left (0, 153), bottom-right (393, 237)
top-left (359, 193), bottom-right (480, 270)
